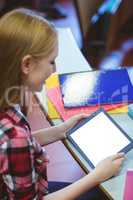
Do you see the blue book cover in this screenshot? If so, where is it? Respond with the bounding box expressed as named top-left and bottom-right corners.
top-left (59, 68), bottom-right (133, 107)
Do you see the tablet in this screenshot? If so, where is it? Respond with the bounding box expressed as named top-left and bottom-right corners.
top-left (67, 109), bottom-right (133, 169)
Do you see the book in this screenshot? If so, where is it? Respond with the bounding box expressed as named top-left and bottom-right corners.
top-left (123, 169), bottom-right (133, 200)
top-left (59, 68), bottom-right (133, 107)
top-left (45, 74), bottom-right (128, 120)
top-left (46, 85), bottom-right (127, 121)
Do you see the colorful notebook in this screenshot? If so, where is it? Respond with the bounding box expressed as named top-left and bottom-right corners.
top-left (45, 74), bottom-right (128, 120)
top-left (59, 69), bottom-right (133, 108)
top-left (123, 169), bottom-right (133, 200)
top-left (47, 99), bottom-right (60, 119)
top-left (45, 73), bottom-right (59, 89)
top-left (47, 93), bottom-right (128, 119)
top-left (46, 86), bottom-right (127, 121)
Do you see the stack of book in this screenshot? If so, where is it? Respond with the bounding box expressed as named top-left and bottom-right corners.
top-left (45, 67), bottom-right (133, 121)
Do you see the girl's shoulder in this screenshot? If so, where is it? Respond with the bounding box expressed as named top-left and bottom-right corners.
top-left (0, 107), bottom-right (30, 145)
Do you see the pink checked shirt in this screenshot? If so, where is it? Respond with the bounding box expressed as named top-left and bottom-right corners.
top-left (0, 106), bottom-right (49, 200)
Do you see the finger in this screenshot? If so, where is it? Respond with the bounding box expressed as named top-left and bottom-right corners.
top-left (113, 157), bottom-right (125, 166)
top-left (119, 157), bottom-right (125, 162)
top-left (73, 113), bottom-right (89, 120)
top-left (111, 152), bottom-right (125, 160)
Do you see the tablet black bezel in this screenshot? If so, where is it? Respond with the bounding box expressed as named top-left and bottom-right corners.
top-left (67, 108), bottom-right (133, 169)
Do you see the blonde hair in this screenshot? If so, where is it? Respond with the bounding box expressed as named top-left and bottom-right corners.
top-left (0, 8), bottom-right (57, 110)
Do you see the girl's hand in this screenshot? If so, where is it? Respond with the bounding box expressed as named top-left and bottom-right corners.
top-left (92, 153), bottom-right (125, 184)
top-left (58, 113), bottom-right (88, 139)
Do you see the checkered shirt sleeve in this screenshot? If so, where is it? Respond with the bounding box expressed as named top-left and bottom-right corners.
top-left (0, 115), bottom-right (49, 200)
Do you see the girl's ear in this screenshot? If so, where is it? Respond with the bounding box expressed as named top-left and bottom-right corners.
top-left (21, 55), bottom-right (34, 75)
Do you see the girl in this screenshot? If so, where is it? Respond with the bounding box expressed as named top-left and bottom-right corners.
top-left (0, 8), bottom-right (125, 200)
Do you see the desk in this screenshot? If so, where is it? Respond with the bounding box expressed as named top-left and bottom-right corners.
top-left (35, 28), bottom-right (133, 200)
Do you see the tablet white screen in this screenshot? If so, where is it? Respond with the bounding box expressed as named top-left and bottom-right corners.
top-left (70, 112), bottom-right (130, 166)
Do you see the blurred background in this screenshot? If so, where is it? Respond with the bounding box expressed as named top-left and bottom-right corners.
top-left (0, 0), bottom-right (132, 69)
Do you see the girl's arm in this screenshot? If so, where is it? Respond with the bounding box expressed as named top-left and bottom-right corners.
top-left (32, 114), bottom-right (88, 145)
top-left (32, 124), bottom-right (66, 146)
top-left (45, 153), bottom-right (125, 200)
top-left (45, 171), bottom-right (98, 200)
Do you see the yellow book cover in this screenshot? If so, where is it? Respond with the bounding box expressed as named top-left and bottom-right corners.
top-left (108, 105), bottom-right (128, 114)
top-left (47, 98), bottom-right (60, 119)
top-left (45, 73), bottom-right (59, 89)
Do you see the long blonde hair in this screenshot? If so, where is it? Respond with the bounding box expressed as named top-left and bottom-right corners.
top-left (0, 8), bottom-right (57, 111)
